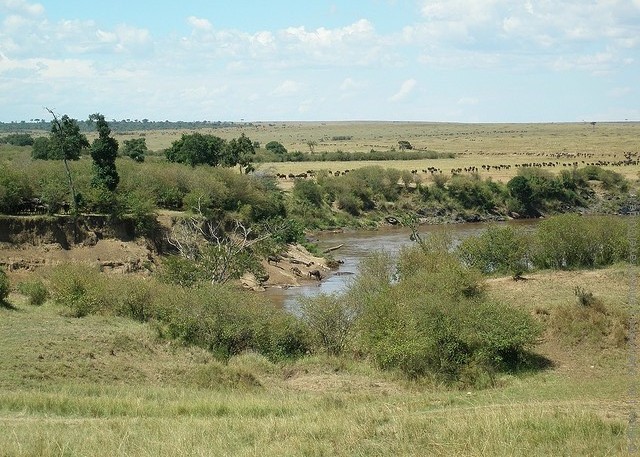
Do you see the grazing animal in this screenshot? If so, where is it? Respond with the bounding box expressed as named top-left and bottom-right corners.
top-left (308, 270), bottom-right (322, 281)
top-left (291, 266), bottom-right (302, 276)
top-left (267, 255), bottom-right (281, 265)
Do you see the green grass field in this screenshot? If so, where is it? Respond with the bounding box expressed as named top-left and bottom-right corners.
top-left (1, 264), bottom-right (637, 456)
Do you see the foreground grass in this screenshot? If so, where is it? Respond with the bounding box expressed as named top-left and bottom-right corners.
top-left (1, 265), bottom-right (638, 456)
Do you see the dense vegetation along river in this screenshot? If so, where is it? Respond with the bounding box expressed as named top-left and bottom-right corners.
top-left (267, 220), bottom-right (538, 313)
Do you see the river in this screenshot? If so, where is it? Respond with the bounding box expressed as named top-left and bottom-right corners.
top-left (266, 220), bottom-right (539, 313)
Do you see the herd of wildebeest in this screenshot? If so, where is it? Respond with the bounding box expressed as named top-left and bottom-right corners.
top-left (273, 151), bottom-right (639, 180)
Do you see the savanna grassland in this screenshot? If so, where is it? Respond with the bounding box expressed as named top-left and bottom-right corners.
top-left (1, 120), bottom-right (640, 456)
top-left (129, 121), bottom-right (640, 182)
top-left (0, 263), bottom-right (635, 456)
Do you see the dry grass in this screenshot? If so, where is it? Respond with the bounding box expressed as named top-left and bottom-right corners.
top-left (120, 121), bottom-right (640, 182)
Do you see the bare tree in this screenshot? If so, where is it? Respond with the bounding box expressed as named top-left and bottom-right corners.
top-left (166, 208), bottom-right (271, 284)
top-left (306, 140), bottom-right (317, 154)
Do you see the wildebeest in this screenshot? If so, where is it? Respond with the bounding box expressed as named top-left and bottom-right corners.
top-left (267, 255), bottom-right (281, 265)
top-left (291, 266), bottom-right (302, 276)
top-left (308, 270), bottom-right (322, 281)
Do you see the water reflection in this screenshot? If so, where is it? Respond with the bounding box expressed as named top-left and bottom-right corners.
top-left (266, 220), bottom-right (538, 313)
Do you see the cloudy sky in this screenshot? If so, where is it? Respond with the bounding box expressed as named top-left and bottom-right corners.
top-left (0, 0), bottom-right (638, 122)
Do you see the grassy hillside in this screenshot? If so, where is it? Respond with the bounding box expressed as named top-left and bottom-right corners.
top-left (1, 264), bottom-right (635, 456)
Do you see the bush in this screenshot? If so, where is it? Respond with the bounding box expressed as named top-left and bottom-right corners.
top-left (159, 256), bottom-right (205, 287)
top-left (1, 133), bottom-right (33, 146)
top-left (550, 292), bottom-right (627, 347)
top-left (352, 245), bottom-right (540, 383)
top-left (447, 174), bottom-right (502, 211)
top-left (532, 214), bottom-right (628, 269)
top-left (292, 179), bottom-right (324, 207)
top-left (507, 168), bottom-right (587, 216)
top-left (300, 293), bottom-right (358, 356)
top-left (578, 165), bottom-right (627, 192)
top-left (49, 264), bottom-right (109, 317)
top-left (457, 224), bottom-right (531, 275)
top-left (0, 164), bottom-right (33, 214)
top-left (0, 268), bottom-right (9, 303)
top-left (47, 264), bottom-right (309, 361)
top-left (17, 280), bottom-right (49, 306)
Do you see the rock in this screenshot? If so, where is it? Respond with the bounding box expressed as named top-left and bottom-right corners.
top-left (240, 272), bottom-right (265, 292)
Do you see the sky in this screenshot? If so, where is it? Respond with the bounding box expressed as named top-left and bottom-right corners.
top-left (0, 0), bottom-right (639, 123)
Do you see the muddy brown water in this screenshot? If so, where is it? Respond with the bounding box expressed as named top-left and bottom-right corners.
top-left (266, 220), bottom-right (539, 314)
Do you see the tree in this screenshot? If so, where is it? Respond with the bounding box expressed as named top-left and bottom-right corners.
top-left (265, 141), bottom-right (287, 155)
top-left (31, 137), bottom-right (51, 160)
top-left (398, 140), bottom-right (413, 151)
top-left (122, 137), bottom-right (147, 162)
top-left (165, 133), bottom-right (226, 167)
top-left (46, 108), bottom-right (89, 214)
top-left (88, 113), bottom-right (119, 192)
top-left (166, 212), bottom-right (270, 284)
top-left (1, 133), bottom-right (34, 146)
top-left (225, 133), bottom-right (255, 174)
top-left (306, 140), bottom-right (317, 154)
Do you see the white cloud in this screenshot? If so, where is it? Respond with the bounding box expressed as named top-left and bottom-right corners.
top-left (389, 79), bottom-right (416, 102)
top-left (271, 80), bottom-right (302, 97)
top-left (187, 16), bottom-right (212, 32)
top-left (0, 0), bottom-right (44, 16)
top-left (553, 51), bottom-right (617, 74)
top-left (282, 19), bottom-right (373, 47)
top-left (340, 77), bottom-right (361, 91)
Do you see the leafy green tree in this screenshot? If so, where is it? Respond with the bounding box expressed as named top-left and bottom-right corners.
top-left (46, 109), bottom-right (89, 213)
top-left (122, 137), bottom-right (147, 162)
top-left (225, 133), bottom-right (255, 173)
top-left (165, 133), bottom-right (226, 167)
top-left (1, 133), bottom-right (34, 146)
top-left (31, 137), bottom-right (51, 160)
top-left (507, 175), bottom-right (535, 215)
top-left (265, 141), bottom-right (287, 155)
top-left (88, 113), bottom-right (119, 192)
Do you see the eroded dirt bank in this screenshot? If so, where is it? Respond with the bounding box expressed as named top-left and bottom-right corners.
top-left (0, 215), bottom-right (329, 289)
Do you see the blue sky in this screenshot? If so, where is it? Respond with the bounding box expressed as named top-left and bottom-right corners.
top-left (0, 0), bottom-right (639, 122)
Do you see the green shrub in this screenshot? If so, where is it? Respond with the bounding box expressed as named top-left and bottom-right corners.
top-left (337, 193), bottom-right (362, 216)
top-left (507, 168), bottom-right (587, 216)
top-left (352, 245), bottom-right (540, 383)
top-left (0, 164), bottom-right (33, 214)
top-left (1, 133), bottom-right (34, 146)
top-left (292, 179), bottom-right (324, 206)
top-left (578, 165), bottom-right (628, 192)
top-left (16, 280), bottom-right (49, 306)
top-left (300, 293), bottom-right (358, 356)
top-left (159, 256), bottom-right (206, 287)
top-left (47, 264), bottom-right (308, 360)
top-left (447, 174), bottom-right (501, 211)
top-left (153, 283), bottom-right (308, 361)
top-left (0, 268), bottom-right (9, 303)
top-left (533, 214), bottom-right (628, 269)
top-left (457, 224), bottom-right (531, 275)
top-left (48, 264), bottom-right (109, 317)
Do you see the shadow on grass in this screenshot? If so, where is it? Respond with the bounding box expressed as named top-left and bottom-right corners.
top-left (0, 300), bottom-right (17, 311)
top-left (508, 350), bottom-right (555, 376)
